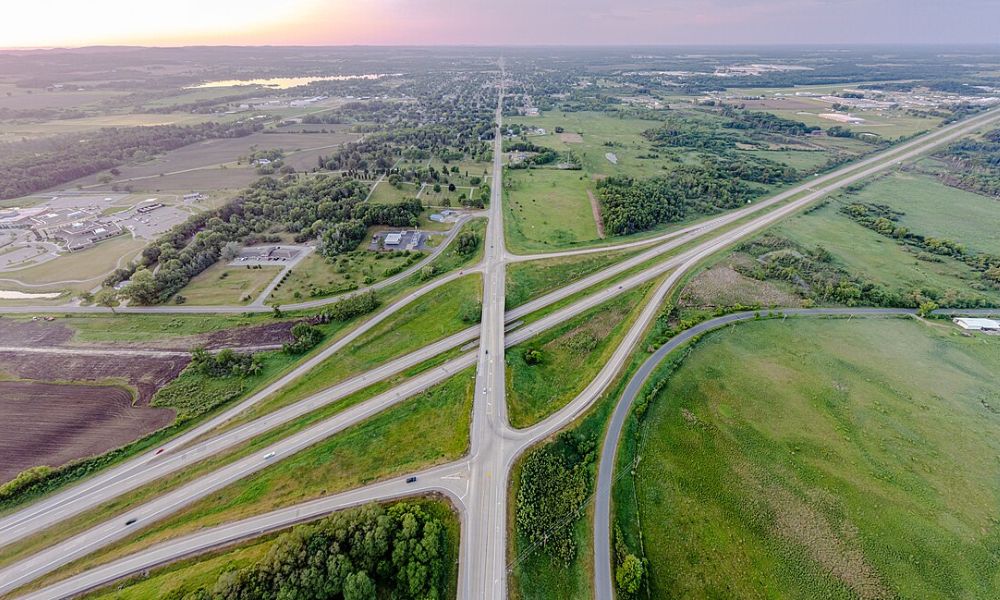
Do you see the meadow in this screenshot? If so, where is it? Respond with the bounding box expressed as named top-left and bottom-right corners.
top-left (177, 261), bottom-right (282, 305)
top-left (504, 169), bottom-right (600, 252)
top-left (629, 317), bottom-right (1000, 599)
top-left (772, 189), bottom-right (1000, 306)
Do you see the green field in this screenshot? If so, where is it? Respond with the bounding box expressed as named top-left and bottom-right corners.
top-left (176, 261), bottom-right (282, 305)
top-left (627, 317), bottom-right (1000, 599)
top-left (845, 171), bottom-right (1000, 255)
top-left (367, 180), bottom-right (420, 203)
top-left (507, 282), bottom-right (653, 428)
top-left (507, 111), bottom-right (672, 179)
top-left (772, 194), bottom-right (1000, 306)
top-left (268, 249), bottom-right (423, 305)
top-left (506, 247), bottom-right (640, 308)
top-left (30, 371), bottom-right (474, 593)
top-left (504, 169), bottom-right (601, 252)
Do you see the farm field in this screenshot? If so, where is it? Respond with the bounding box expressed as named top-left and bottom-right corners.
top-left (504, 169), bottom-right (600, 252)
top-left (0, 113), bottom-right (220, 141)
top-left (628, 317), bottom-right (1000, 599)
top-left (66, 130), bottom-right (360, 192)
top-left (0, 382), bottom-right (176, 483)
top-left (268, 249), bottom-right (423, 304)
top-left (771, 195), bottom-right (1000, 306)
top-left (176, 261), bottom-right (282, 305)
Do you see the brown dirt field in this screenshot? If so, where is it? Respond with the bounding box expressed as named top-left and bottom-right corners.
top-left (559, 132), bottom-right (584, 144)
top-left (679, 263), bottom-right (801, 308)
top-left (586, 189), bottom-right (606, 238)
top-left (0, 350), bottom-right (188, 405)
top-left (0, 320), bottom-right (75, 347)
top-left (0, 319), bottom-right (296, 351)
top-left (0, 381), bottom-right (174, 483)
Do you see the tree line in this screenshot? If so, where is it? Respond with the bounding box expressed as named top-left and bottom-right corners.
top-left (0, 121), bottom-right (260, 199)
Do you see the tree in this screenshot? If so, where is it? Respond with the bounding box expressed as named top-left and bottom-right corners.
top-left (220, 241), bottom-right (242, 261)
top-left (917, 300), bottom-right (939, 318)
top-left (448, 183), bottom-right (456, 192)
top-left (523, 348), bottom-right (543, 365)
top-left (121, 267), bottom-right (158, 305)
top-left (433, 183), bottom-right (442, 193)
top-left (616, 553), bottom-right (645, 595)
top-left (95, 288), bottom-right (119, 314)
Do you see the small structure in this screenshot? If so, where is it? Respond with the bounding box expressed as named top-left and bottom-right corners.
top-left (183, 193), bottom-right (205, 201)
top-left (953, 317), bottom-right (1000, 331)
top-left (384, 232), bottom-right (403, 246)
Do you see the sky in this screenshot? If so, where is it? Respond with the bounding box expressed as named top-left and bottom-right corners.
top-left (2, 0), bottom-right (999, 48)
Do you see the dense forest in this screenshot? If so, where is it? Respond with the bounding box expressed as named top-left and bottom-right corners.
top-left (596, 154), bottom-right (799, 236)
top-left (111, 175), bottom-right (422, 304)
top-left (0, 121), bottom-right (260, 199)
top-left (173, 502), bottom-right (452, 600)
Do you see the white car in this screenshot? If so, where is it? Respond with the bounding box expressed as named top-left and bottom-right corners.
top-left (263, 452), bottom-right (276, 460)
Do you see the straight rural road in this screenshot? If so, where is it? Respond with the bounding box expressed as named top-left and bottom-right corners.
top-left (2, 83), bottom-right (998, 599)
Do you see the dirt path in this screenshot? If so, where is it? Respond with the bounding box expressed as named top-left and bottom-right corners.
top-left (587, 189), bottom-right (606, 239)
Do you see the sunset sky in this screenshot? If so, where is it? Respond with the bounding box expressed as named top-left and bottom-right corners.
top-left (2, 0), bottom-right (998, 48)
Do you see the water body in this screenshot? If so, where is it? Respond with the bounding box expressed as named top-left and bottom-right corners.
top-left (0, 290), bottom-right (60, 299)
top-left (188, 74), bottom-right (395, 90)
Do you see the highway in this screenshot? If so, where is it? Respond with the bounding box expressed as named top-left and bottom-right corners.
top-left (2, 79), bottom-right (999, 599)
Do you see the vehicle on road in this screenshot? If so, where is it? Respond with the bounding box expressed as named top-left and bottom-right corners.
top-left (124, 518), bottom-right (137, 526)
top-left (263, 452), bottom-right (276, 460)
top-left (155, 448), bottom-right (164, 455)
top-left (406, 476), bottom-right (417, 483)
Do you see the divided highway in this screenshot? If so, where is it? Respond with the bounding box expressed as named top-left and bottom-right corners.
top-left (2, 80), bottom-right (998, 599)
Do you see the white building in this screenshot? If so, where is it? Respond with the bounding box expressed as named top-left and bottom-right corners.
top-left (384, 232), bottom-right (403, 246)
top-left (953, 317), bottom-right (1000, 331)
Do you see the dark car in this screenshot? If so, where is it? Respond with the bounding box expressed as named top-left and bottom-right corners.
top-left (125, 518), bottom-right (137, 526)
top-left (406, 476), bottom-right (417, 484)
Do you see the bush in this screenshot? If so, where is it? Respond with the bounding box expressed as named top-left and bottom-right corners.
top-left (282, 322), bottom-right (324, 355)
top-left (189, 347), bottom-right (261, 378)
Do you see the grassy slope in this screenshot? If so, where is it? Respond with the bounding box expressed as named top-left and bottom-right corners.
top-left (631, 317), bottom-right (1000, 599)
top-left (241, 272), bottom-right (481, 419)
top-left (18, 370), bottom-right (475, 594)
top-left (507, 282), bottom-right (654, 428)
top-left (506, 247), bottom-right (640, 309)
top-left (268, 249), bottom-right (421, 305)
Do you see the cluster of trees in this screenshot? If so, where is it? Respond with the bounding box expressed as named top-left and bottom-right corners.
top-left (319, 198), bottom-right (423, 259)
top-left (515, 431), bottom-right (596, 565)
top-left (176, 502), bottom-right (451, 600)
top-left (596, 163), bottom-right (760, 236)
top-left (720, 108), bottom-right (821, 136)
top-left (455, 231), bottom-right (480, 256)
top-left (316, 290), bottom-right (381, 323)
top-left (189, 347), bottom-right (261, 378)
top-left (0, 121), bottom-right (259, 199)
top-left (934, 128), bottom-right (1000, 197)
top-left (282, 323), bottom-right (324, 355)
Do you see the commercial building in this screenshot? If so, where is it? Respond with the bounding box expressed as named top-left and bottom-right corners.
top-left (953, 317), bottom-right (1000, 331)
